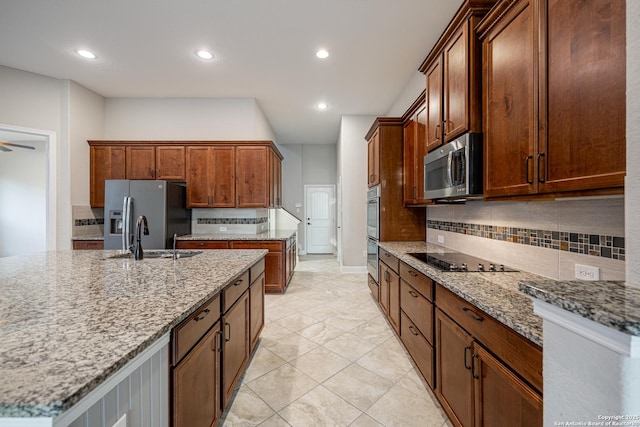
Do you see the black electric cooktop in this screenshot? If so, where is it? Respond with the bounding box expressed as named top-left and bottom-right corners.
top-left (408, 252), bottom-right (518, 272)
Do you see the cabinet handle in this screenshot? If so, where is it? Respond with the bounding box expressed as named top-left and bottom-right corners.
top-left (435, 124), bottom-right (440, 140)
top-left (412, 187), bottom-right (417, 200)
top-left (537, 152), bottom-right (546, 183)
top-left (408, 290), bottom-right (419, 298)
top-left (384, 270), bottom-right (390, 282)
top-left (462, 307), bottom-right (483, 322)
top-left (234, 278), bottom-right (244, 286)
top-left (525, 155), bottom-right (534, 184)
top-left (408, 270), bottom-right (418, 277)
top-left (442, 120), bottom-right (447, 137)
top-left (194, 308), bottom-right (210, 321)
top-left (408, 325), bottom-right (419, 336)
top-left (225, 322), bottom-right (231, 342)
top-left (464, 346), bottom-right (472, 371)
top-left (472, 353), bottom-right (480, 379)
top-left (216, 330), bottom-right (224, 352)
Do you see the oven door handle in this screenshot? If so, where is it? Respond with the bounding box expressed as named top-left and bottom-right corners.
top-left (446, 151), bottom-right (454, 187)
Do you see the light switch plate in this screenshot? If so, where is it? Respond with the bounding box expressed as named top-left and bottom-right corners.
top-left (575, 264), bottom-right (600, 281)
top-left (437, 235), bottom-right (444, 244)
top-left (219, 226), bottom-right (227, 232)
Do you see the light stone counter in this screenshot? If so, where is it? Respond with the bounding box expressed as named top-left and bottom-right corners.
top-left (178, 229), bottom-right (297, 241)
top-left (378, 242), bottom-right (544, 346)
top-left (0, 249), bottom-right (267, 418)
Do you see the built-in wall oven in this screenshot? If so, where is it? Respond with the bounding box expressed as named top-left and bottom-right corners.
top-left (366, 186), bottom-right (380, 282)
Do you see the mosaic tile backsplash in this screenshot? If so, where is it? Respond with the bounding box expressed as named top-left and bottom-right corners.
top-left (428, 220), bottom-right (625, 261)
top-left (197, 217), bottom-right (268, 225)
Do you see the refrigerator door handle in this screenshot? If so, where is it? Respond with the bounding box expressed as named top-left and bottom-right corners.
top-left (124, 196), bottom-right (133, 252)
top-left (121, 196), bottom-right (128, 252)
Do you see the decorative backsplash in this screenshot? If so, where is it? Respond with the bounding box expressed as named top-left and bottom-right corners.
top-left (72, 206), bottom-right (104, 238)
top-left (197, 217), bottom-right (268, 225)
top-left (192, 208), bottom-right (270, 234)
top-left (74, 218), bottom-right (104, 227)
top-left (428, 220), bottom-right (625, 261)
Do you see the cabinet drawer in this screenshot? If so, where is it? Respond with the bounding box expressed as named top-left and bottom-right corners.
top-left (230, 240), bottom-right (282, 251)
top-left (250, 258), bottom-right (265, 283)
top-left (400, 280), bottom-right (434, 343)
top-left (400, 311), bottom-right (434, 388)
top-left (368, 274), bottom-right (379, 302)
top-left (400, 262), bottom-right (433, 301)
top-left (379, 248), bottom-right (399, 273)
top-left (436, 284), bottom-right (543, 392)
top-left (172, 295), bottom-right (221, 365)
top-left (176, 240), bottom-right (229, 249)
top-left (73, 240), bottom-right (104, 250)
top-left (223, 270), bottom-right (250, 313)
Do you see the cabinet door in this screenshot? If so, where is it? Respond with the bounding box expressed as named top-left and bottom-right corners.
top-left (443, 23), bottom-right (469, 141)
top-left (236, 146), bottom-right (269, 207)
top-left (126, 146), bottom-right (156, 179)
top-left (268, 151), bottom-right (282, 207)
top-left (249, 273), bottom-right (265, 353)
top-left (222, 291), bottom-right (249, 408)
top-left (540, 0), bottom-right (625, 193)
top-left (414, 106), bottom-right (428, 203)
top-left (387, 266), bottom-right (400, 335)
top-left (378, 261), bottom-right (390, 315)
top-left (90, 146), bottom-right (126, 208)
top-left (264, 251), bottom-right (284, 293)
top-left (211, 146), bottom-right (236, 207)
top-left (367, 129), bottom-right (380, 187)
top-left (156, 145), bottom-right (185, 180)
top-left (483, 0), bottom-right (537, 198)
top-left (186, 146), bottom-right (213, 207)
top-left (474, 344), bottom-right (542, 427)
top-left (425, 59), bottom-right (443, 151)
top-left (403, 119), bottom-right (417, 204)
top-left (436, 309), bottom-right (475, 427)
top-left (173, 321), bottom-right (221, 427)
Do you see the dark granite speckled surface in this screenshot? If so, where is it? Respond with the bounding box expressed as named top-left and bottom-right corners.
top-left (378, 242), bottom-right (544, 347)
top-left (519, 280), bottom-right (640, 336)
top-left (0, 249), bottom-right (266, 418)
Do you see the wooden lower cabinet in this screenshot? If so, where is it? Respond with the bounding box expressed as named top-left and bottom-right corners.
top-left (378, 251), bottom-right (400, 334)
top-left (176, 240), bottom-right (229, 249)
top-left (401, 311), bottom-right (434, 388)
top-left (249, 272), bottom-right (265, 353)
top-left (222, 291), bottom-right (250, 408)
top-left (172, 321), bottom-right (221, 427)
top-left (72, 240), bottom-right (104, 250)
top-left (367, 274), bottom-right (379, 302)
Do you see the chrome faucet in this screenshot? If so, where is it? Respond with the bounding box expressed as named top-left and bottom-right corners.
top-left (132, 215), bottom-right (149, 260)
top-left (172, 233), bottom-right (178, 260)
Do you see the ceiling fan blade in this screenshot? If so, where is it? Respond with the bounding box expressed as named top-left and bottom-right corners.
top-left (0, 145), bottom-right (12, 152)
top-left (0, 141), bottom-right (35, 150)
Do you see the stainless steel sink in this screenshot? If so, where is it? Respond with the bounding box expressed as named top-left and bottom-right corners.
top-left (106, 250), bottom-right (202, 259)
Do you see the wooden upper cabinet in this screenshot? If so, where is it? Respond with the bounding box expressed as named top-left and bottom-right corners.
top-left (269, 151), bottom-right (282, 208)
top-left (211, 146), bottom-right (236, 207)
top-left (185, 146), bottom-right (213, 208)
top-left (156, 145), bottom-right (186, 180)
top-left (403, 118), bottom-right (417, 204)
top-left (402, 93), bottom-right (430, 206)
top-left (478, 0), bottom-right (625, 199)
top-left (367, 129), bottom-right (381, 187)
top-left (420, 1), bottom-right (488, 153)
top-left (540, 0), bottom-right (626, 193)
top-left (481, 0), bottom-right (537, 198)
top-left (90, 145), bottom-right (125, 207)
top-left (126, 146), bottom-right (156, 179)
top-left (236, 145), bottom-right (269, 208)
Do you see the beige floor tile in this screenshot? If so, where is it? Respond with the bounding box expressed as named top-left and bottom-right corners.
top-left (356, 337), bottom-right (413, 383)
top-left (241, 346), bottom-right (287, 384)
top-left (275, 313), bottom-right (321, 332)
top-left (257, 414), bottom-right (291, 427)
top-left (322, 363), bottom-right (393, 411)
top-left (366, 385), bottom-right (446, 427)
top-left (266, 333), bottom-right (319, 361)
top-left (247, 364), bottom-right (318, 411)
top-left (297, 320), bottom-right (346, 345)
top-left (322, 332), bottom-right (378, 361)
top-left (259, 323), bottom-right (295, 346)
top-left (279, 385), bottom-right (362, 427)
top-left (303, 304), bottom-right (344, 321)
top-left (350, 413), bottom-right (384, 427)
top-left (349, 316), bottom-right (395, 345)
top-left (289, 346), bottom-right (350, 383)
top-left (221, 385), bottom-right (274, 426)
top-left (395, 368), bottom-right (438, 404)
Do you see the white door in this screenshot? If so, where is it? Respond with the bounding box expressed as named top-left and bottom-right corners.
top-left (305, 185), bottom-right (335, 254)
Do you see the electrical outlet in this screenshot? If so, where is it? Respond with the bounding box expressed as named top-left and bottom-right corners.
top-left (575, 264), bottom-right (600, 281)
top-left (437, 235), bottom-right (444, 244)
top-left (362, 250), bottom-right (367, 257)
top-left (113, 414), bottom-right (127, 427)
top-left (220, 226), bottom-right (227, 232)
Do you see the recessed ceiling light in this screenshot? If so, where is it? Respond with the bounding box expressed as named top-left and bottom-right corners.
top-left (316, 49), bottom-right (329, 59)
top-left (317, 103), bottom-right (328, 110)
top-left (76, 49), bottom-right (96, 59)
top-left (196, 50), bottom-right (214, 60)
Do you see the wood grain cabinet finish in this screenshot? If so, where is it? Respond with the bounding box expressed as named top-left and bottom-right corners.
top-left (230, 239), bottom-right (293, 294)
top-left (419, 0), bottom-right (489, 151)
top-left (72, 240), bottom-right (104, 250)
top-left (89, 145), bottom-right (126, 207)
top-left (236, 145), bottom-right (269, 208)
top-left (126, 146), bottom-right (156, 179)
top-left (175, 240), bottom-right (230, 249)
top-left (367, 129), bottom-right (380, 187)
top-left (378, 252), bottom-right (400, 335)
top-left (478, 0), bottom-right (625, 199)
top-left (249, 272), bottom-right (265, 353)
top-left (156, 145), bottom-right (186, 180)
top-left (221, 291), bottom-right (250, 408)
top-left (402, 94), bottom-right (431, 206)
top-left (186, 146), bottom-right (236, 208)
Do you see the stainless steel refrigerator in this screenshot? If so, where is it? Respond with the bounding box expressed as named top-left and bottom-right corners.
top-left (104, 180), bottom-right (191, 250)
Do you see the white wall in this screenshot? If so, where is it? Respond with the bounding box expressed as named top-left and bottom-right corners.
top-left (627, 0), bottom-right (640, 287)
top-left (0, 142), bottom-right (47, 257)
top-left (385, 71), bottom-right (425, 117)
top-left (337, 115), bottom-right (375, 269)
top-left (104, 98), bottom-right (275, 141)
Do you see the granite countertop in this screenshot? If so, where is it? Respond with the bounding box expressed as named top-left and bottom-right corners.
top-left (72, 234), bottom-right (104, 241)
top-left (0, 249), bottom-right (267, 418)
top-left (178, 229), bottom-right (297, 241)
top-left (378, 242), bottom-right (544, 347)
top-left (519, 280), bottom-right (640, 337)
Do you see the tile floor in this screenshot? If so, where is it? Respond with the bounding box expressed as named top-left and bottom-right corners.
top-left (220, 255), bottom-right (451, 427)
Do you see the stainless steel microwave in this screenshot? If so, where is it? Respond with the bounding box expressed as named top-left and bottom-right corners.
top-left (423, 133), bottom-right (483, 200)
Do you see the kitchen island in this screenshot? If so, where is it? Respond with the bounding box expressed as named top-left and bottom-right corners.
top-left (0, 249), bottom-right (267, 425)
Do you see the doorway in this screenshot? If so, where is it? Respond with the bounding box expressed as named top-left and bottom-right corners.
top-left (0, 124), bottom-right (56, 257)
top-left (304, 185), bottom-right (336, 254)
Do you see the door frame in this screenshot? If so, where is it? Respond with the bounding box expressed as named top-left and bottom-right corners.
top-left (0, 123), bottom-right (57, 252)
top-left (303, 184), bottom-right (336, 255)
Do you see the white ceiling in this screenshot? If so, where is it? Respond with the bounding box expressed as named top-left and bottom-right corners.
top-left (0, 0), bottom-right (460, 145)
